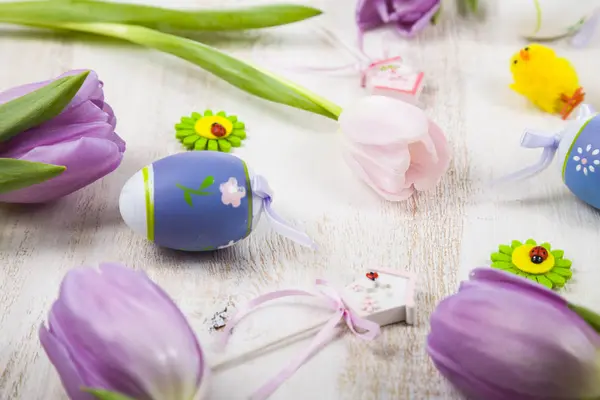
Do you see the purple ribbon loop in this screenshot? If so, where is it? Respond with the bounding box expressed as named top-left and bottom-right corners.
top-left (492, 130), bottom-right (561, 185)
top-left (251, 175), bottom-right (317, 250)
top-left (217, 279), bottom-right (381, 400)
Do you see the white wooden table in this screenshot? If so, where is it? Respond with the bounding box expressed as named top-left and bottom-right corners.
top-left (2, 0), bottom-right (600, 399)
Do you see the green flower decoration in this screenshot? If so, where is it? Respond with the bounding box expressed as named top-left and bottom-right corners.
top-left (175, 110), bottom-right (246, 153)
top-left (490, 239), bottom-right (573, 290)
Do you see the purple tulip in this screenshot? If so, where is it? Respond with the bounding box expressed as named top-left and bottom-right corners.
top-left (0, 70), bottom-right (125, 203)
top-left (39, 263), bottom-right (207, 400)
top-left (427, 268), bottom-right (600, 400)
top-left (356, 0), bottom-right (441, 37)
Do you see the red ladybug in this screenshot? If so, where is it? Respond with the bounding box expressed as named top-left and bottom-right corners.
top-left (529, 246), bottom-right (548, 264)
top-left (366, 271), bottom-right (379, 281)
top-left (211, 122), bottom-right (227, 137)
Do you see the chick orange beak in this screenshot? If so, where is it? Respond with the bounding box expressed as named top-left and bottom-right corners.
top-left (519, 49), bottom-right (530, 61)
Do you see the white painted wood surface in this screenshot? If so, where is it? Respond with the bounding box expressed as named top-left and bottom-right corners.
top-left (2, 0), bottom-right (600, 399)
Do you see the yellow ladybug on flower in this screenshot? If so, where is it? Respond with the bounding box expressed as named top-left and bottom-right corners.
top-left (490, 239), bottom-right (572, 289)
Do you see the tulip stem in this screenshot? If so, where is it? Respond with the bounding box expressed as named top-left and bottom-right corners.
top-left (0, 19), bottom-right (343, 120)
top-left (0, 1), bottom-right (324, 31)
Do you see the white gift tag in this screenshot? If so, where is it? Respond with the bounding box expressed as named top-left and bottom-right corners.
top-left (342, 268), bottom-right (417, 327)
top-left (364, 57), bottom-right (425, 106)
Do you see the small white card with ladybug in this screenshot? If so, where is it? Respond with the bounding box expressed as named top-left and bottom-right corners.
top-left (364, 56), bottom-right (425, 107)
top-left (341, 268), bottom-right (417, 327)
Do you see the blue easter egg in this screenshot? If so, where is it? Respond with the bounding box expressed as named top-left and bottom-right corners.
top-left (560, 114), bottom-right (600, 209)
top-left (119, 152), bottom-right (259, 251)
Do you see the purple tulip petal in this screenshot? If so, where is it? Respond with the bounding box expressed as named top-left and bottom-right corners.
top-left (30, 100), bottom-right (124, 153)
top-left (464, 268), bottom-right (567, 306)
top-left (48, 265), bottom-right (203, 400)
top-left (0, 70), bottom-right (101, 110)
top-left (42, 100), bottom-right (110, 128)
top-left (0, 70), bottom-right (124, 203)
top-left (39, 325), bottom-right (95, 400)
top-left (356, 0), bottom-right (390, 30)
top-left (428, 272), bottom-right (600, 399)
top-left (52, 70), bottom-right (104, 110)
top-left (394, 1), bottom-right (440, 37)
top-left (391, 0), bottom-right (439, 17)
top-left (357, 0), bottom-right (439, 36)
top-left (0, 121), bottom-right (114, 159)
top-left (98, 263), bottom-right (205, 388)
top-left (48, 280), bottom-right (151, 399)
top-left (101, 103), bottom-right (117, 130)
top-left (0, 137), bottom-right (123, 203)
top-left (428, 345), bottom-right (528, 400)
top-left (0, 79), bottom-right (53, 104)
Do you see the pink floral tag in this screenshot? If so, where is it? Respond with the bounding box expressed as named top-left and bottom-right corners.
top-left (363, 56), bottom-right (425, 106)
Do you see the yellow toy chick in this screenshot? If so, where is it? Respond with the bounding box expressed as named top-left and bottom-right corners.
top-left (510, 43), bottom-right (585, 120)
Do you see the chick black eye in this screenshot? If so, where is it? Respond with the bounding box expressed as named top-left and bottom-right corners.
top-left (513, 60), bottom-right (518, 64)
top-left (524, 47), bottom-right (529, 51)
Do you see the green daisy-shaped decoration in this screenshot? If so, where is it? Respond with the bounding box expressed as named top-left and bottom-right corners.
top-left (490, 239), bottom-right (573, 290)
top-left (175, 110), bottom-right (246, 153)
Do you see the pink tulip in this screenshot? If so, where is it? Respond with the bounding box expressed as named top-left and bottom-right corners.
top-left (339, 96), bottom-right (450, 201)
top-left (0, 70), bottom-right (125, 203)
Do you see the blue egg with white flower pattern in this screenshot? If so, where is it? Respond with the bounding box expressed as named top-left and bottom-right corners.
top-left (558, 113), bottom-right (600, 209)
top-left (119, 152), bottom-right (261, 251)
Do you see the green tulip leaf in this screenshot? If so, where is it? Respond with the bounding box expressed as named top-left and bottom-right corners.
top-left (0, 158), bottom-right (65, 194)
top-left (83, 388), bottom-right (136, 400)
top-left (466, 0), bottom-right (478, 12)
top-left (0, 0), bottom-right (323, 31)
top-left (457, 0), bottom-right (478, 16)
top-left (1, 21), bottom-right (341, 119)
top-left (0, 71), bottom-right (89, 143)
top-left (568, 303), bottom-right (600, 334)
top-left (431, 6), bottom-right (442, 25)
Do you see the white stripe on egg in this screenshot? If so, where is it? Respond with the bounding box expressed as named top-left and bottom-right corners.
top-left (119, 164), bottom-right (154, 240)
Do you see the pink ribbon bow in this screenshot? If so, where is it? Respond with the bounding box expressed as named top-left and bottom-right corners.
top-left (217, 279), bottom-right (382, 400)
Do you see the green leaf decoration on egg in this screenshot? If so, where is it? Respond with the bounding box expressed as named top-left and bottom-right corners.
top-left (175, 176), bottom-right (215, 207)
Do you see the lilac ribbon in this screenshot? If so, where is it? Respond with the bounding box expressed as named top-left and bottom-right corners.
top-left (572, 9), bottom-right (600, 48)
top-left (251, 175), bottom-right (317, 250)
top-left (217, 279), bottom-right (381, 400)
top-left (492, 130), bottom-right (561, 184)
top-left (250, 26), bottom-right (392, 88)
top-left (578, 103), bottom-right (597, 118)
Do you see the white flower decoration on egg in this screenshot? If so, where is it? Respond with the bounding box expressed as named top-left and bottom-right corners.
top-left (572, 144), bottom-right (600, 176)
top-left (219, 177), bottom-right (246, 207)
